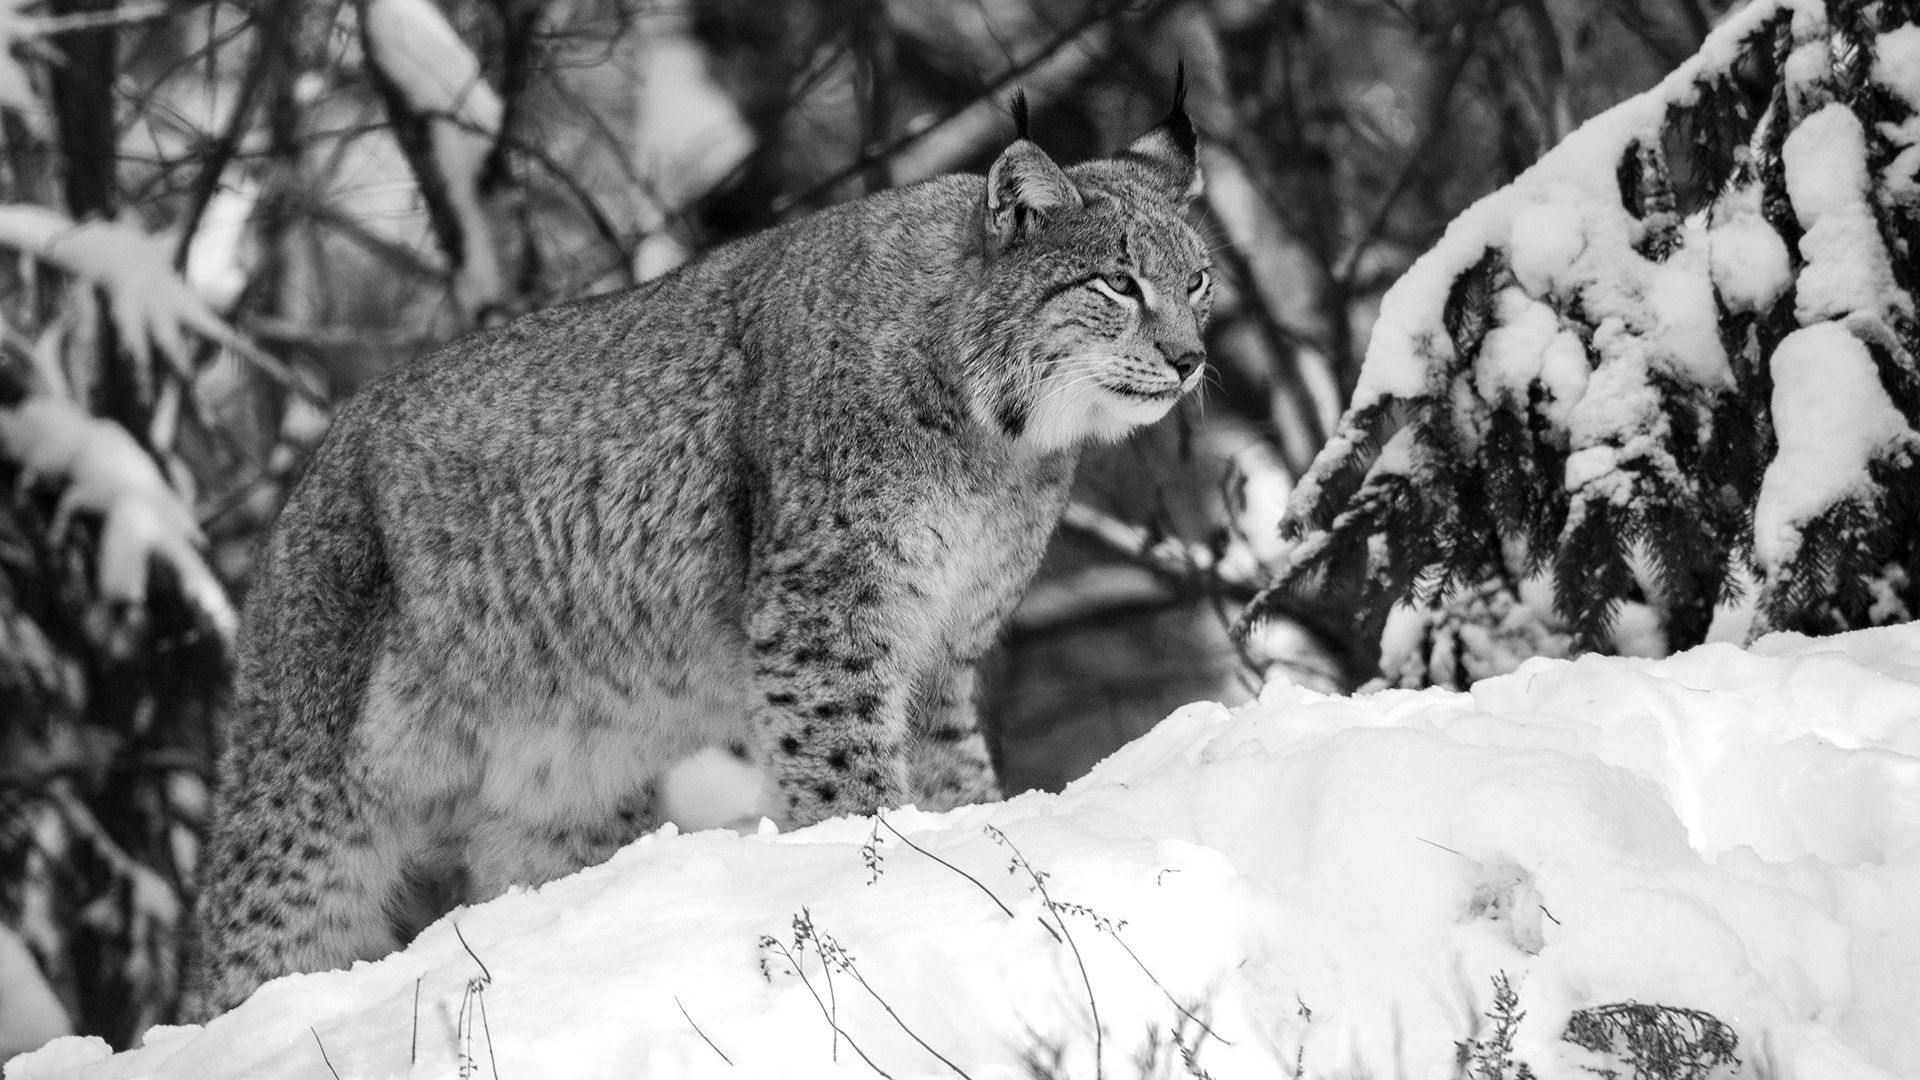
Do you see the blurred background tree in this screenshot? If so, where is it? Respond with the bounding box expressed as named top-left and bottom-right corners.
top-left (0, 0), bottom-right (1728, 1048)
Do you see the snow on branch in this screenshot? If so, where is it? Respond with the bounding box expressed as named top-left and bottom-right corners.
top-left (0, 0), bottom-right (165, 133)
top-left (0, 395), bottom-right (236, 640)
top-left (628, 3), bottom-right (753, 281)
top-left (0, 205), bottom-right (285, 401)
top-left (1242, 0), bottom-right (1920, 651)
top-left (356, 0), bottom-right (505, 319)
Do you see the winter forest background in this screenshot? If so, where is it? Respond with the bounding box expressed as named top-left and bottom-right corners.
top-left (2, 0), bottom-right (1916, 1057)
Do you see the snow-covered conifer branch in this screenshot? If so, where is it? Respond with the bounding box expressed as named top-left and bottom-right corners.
top-left (0, 207), bottom-right (285, 402)
top-left (1242, 0), bottom-right (1920, 653)
top-left (0, 395), bottom-right (236, 640)
top-left (355, 0), bottom-right (506, 319)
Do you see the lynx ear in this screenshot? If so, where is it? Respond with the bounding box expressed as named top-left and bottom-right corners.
top-left (987, 95), bottom-right (1082, 247)
top-left (1122, 62), bottom-right (1203, 204)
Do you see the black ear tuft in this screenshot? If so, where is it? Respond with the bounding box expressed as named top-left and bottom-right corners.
top-left (1165, 60), bottom-right (1196, 159)
top-left (1011, 89), bottom-right (1030, 141)
top-left (1121, 62), bottom-right (1203, 203)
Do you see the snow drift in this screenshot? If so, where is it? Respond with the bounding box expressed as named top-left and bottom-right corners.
top-left (10, 624), bottom-right (1919, 1079)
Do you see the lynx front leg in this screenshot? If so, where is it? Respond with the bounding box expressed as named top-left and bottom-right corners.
top-left (905, 663), bottom-right (1002, 811)
top-left (747, 553), bottom-right (912, 827)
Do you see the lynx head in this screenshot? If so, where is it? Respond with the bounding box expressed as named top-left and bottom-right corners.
top-left (964, 76), bottom-right (1213, 452)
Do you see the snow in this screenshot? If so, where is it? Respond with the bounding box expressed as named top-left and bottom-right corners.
top-left (1645, 230), bottom-right (1732, 388)
top-left (632, 6), bottom-right (752, 212)
top-left (1752, 322), bottom-right (1914, 569)
top-left (0, 207), bottom-right (247, 395)
top-left (183, 181), bottom-right (257, 310)
top-left (1227, 437), bottom-right (1294, 567)
top-left (1375, 578), bottom-right (1680, 690)
top-left (1561, 444), bottom-right (1617, 492)
top-left (1782, 103), bottom-right (1906, 326)
top-left (1473, 289), bottom-right (1560, 405)
top-left (1341, 0), bottom-right (1784, 420)
top-left (628, 1), bottom-right (752, 282)
top-left (1507, 196), bottom-right (1588, 299)
top-left (1375, 579), bottom-right (1579, 689)
top-left (0, 396), bottom-right (236, 638)
top-left (0, 0), bottom-right (47, 131)
top-left (1783, 37), bottom-right (1832, 117)
top-left (1874, 25), bottom-right (1920, 109)
top-left (357, 0), bottom-right (504, 315)
top-left (1276, 0), bottom-right (1920, 652)
top-left (1307, 0), bottom-right (1788, 533)
top-left (13, 624), bottom-right (1920, 1079)
top-left (0, 926), bottom-right (69, 1062)
top-left (1782, 0), bottom-right (1831, 119)
top-left (1709, 183), bottom-right (1793, 313)
top-left (1291, 0), bottom-right (1920, 584)
top-left (1365, 425), bottom-right (1415, 478)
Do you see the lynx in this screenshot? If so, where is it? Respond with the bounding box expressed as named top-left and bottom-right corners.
top-left (185, 88), bottom-right (1212, 1019)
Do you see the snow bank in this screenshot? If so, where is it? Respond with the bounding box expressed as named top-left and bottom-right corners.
top-left (12, 627), bottom-right (1920, 1079)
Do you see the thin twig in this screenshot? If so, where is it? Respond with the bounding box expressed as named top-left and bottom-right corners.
top-left (760, 936), bottom-right (893, 1078)
top-left (458, 983), bottom-right (477, 1080)
top-left (478, 987), bottom-right (500, 1080)
top-left (171, 0), bottom-right (280, 271)
top-left (779, 0), bottom-right (1170, 214)
top-left (1033, 877), bottom-right (1101, 1078)
top-left (1196, 196), bottom-right (1328, 468)
top-left (1056, 499), bottom-right (1366, 686)
top-left (238, 312), bottom-right (443, 352)
top-left (835, 960), bottom-right (975, 1080)
top-left (311, 1028), bottom-right (342, 1080)
top-left (32, 1), bottom-right (167, 35)
top-left (1335, 0), bottom-right (1493, 284)
top-left (197, 460), bottom-right (281, 530)
top-left (1097, 930), bottom-right (1230, 1047)
top-left (211, 328), bottom-right (327, 405)
top-left (454, 923), bottom-right (493, 984)
top-left (1058, 502), bottom-right (1256, 598)
top-left (412, 976), bottom-right (422, 1065)
top-left (422, 111), bottom-right (637, 277)
top-left (300, 200), bottom-right (451, 283)
top-left (676, 997), bottom-right (734, 1066)
top-left (873, 813), bottom-right (1016, 922)
top-left (987, 826), bottom-right (1099, 1078)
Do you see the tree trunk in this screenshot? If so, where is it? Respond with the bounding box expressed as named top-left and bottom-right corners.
top-left (49, 0), bottom-right (133, 440)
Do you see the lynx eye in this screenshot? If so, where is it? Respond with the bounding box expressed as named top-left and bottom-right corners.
top-left (1189, 269), bottom-right (1211, 297)
top-left (1091, 273), bottom-right (1143, 305)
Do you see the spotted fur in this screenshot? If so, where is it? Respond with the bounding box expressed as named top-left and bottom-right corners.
top-left (184, 97), bottom-right (1213, 1019)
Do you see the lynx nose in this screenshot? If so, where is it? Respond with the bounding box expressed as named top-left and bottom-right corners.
top-left (1165, 350), bottom-right (1203, 382)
